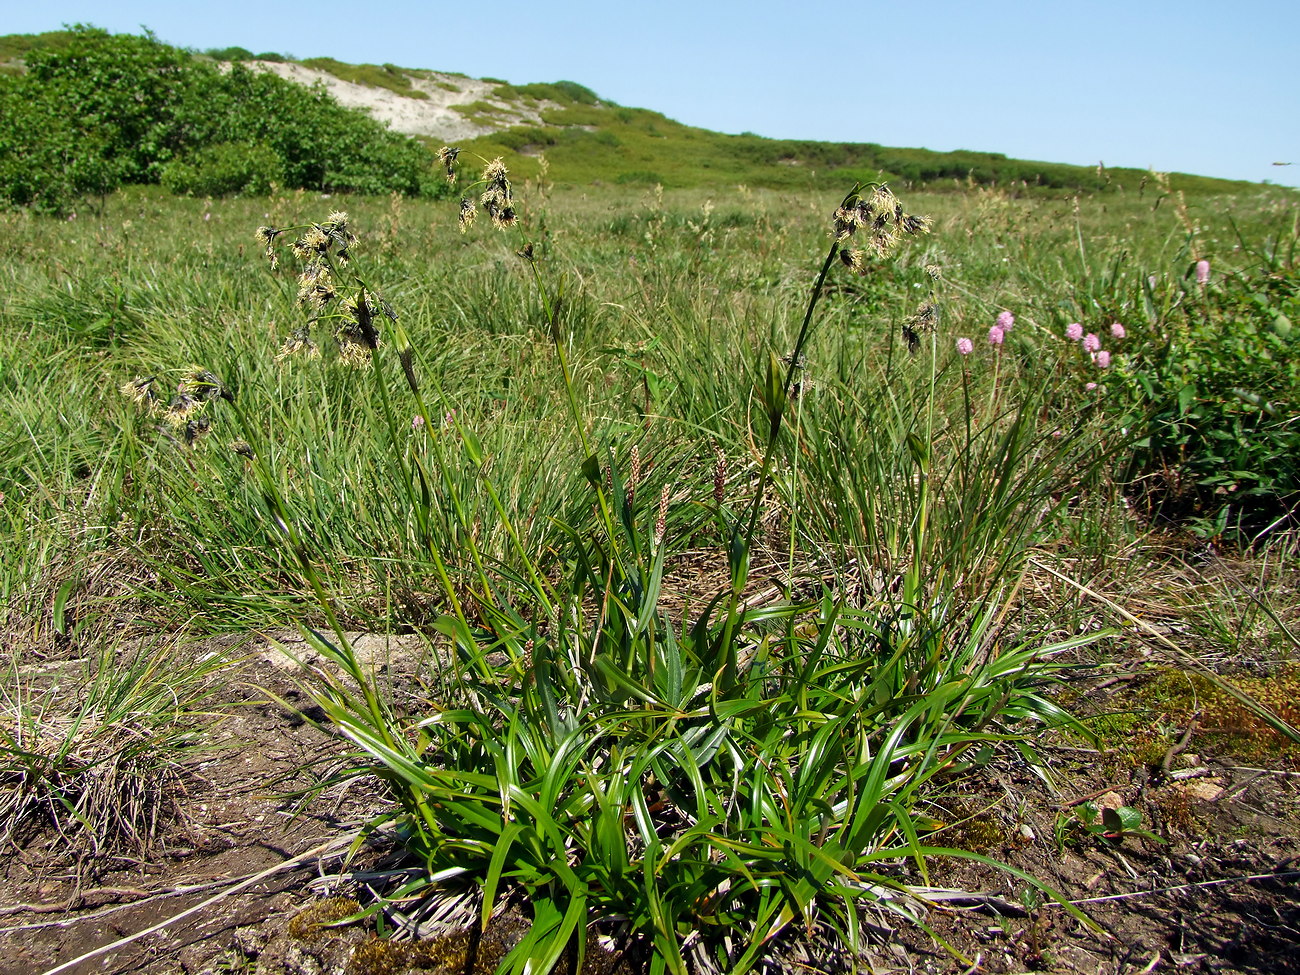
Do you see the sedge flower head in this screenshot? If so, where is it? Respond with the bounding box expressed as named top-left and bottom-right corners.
top-left (1083, 333), bottom-right (1101, 353)
top-left (988, 326), bottom-right (1004, 346)
top-left (956, 337), bottom-right (974, 355)
top-left (1065, 322), bottom-right (1084, 342)
top-left (1110, 322), bottom-right (1126, 339)
top-left (996, 311), bottom-right (1014, 330)
top-left (1196, 259), bottom-right (1210, 284)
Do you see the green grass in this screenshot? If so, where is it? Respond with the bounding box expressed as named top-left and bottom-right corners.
top-left (297, 56), bottom-right (431, 99)
top-left (1, 173), bottom-right (1298, 973)
top-left (458, 101), bottom-right (1254, 193)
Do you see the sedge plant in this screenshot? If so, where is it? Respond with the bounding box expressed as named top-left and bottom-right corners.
top-left (117, 168), bottom-right (1103, 973)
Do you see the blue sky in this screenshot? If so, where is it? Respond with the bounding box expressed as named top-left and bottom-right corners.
top-left (3, 0), bottom-right (1297, 187)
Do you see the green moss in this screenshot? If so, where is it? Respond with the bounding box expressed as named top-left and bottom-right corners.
top-left (1121, 666), bottom-right (1300, 767)
top-left (287, 897), bottom-right (361, 941)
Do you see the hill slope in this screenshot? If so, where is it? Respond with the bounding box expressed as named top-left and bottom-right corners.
top-left (0, 29), bottom-right (1257, 196)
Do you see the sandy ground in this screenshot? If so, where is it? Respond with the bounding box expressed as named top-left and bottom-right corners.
top-left (244, 61), bottom-right (554, 142)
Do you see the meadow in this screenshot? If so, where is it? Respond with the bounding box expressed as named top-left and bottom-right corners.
top-left (1, 171), bottom-right (1298, 974)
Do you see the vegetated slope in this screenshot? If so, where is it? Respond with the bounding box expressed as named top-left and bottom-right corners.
top-left (0, 28), bottom-right (1253, 201)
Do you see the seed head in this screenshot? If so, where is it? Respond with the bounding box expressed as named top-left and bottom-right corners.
top-left (120, 376), bottom-right (161, 411)
top-left (292, 226), bottom-right (330, 262)
top-left (181, 369), bottom-right (229, 402)
top-left (898, 213), bottom-right (930, 236)
top-left (458, 198), bottom-right (477, 232)
top-left (907, 301), bottom-right (939, 333)
top-left (437, 145), bottom-right (460, 183)
top-left (654, 485), bottom-right (669, 546)
top-left (482, 158), bottom-right (509, 188)
top-left (165, 393), bottom-right (201, 426)
top-left (340, 292), bottom-right (382, 349)
top-left (297, 266), bottom-right (336, 308)
top-left (713, 448), bottom-right (727, 505)
top-left (183, 415), bottom-right (212, 446)
top-left (230, 439), bottom-right (254, 458)
top-left (627, 444), bottom-right (641, 507)
top-left (277, 324), bottom-right (320, 360)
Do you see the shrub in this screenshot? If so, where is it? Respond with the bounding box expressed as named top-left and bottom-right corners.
top-left (159, 141), bottom-right (282, 196)
top-left (0, 26), bottom-right (446, 212)
top-left (1121, 250), bottom-right (1300, 535)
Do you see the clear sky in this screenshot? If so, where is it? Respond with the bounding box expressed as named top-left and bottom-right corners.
top-left (3, 0), bottom-right (1297, 187)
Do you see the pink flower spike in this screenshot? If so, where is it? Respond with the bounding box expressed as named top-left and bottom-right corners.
top-left (996, 311), bottom-right (1014, 330)
top-left (956, 337), bottom-right (974, 355)
top-left (1196, 259), bottom-right (1210, 284)
top-left (1083, 333), bottom-right (1101, 353)
top-left (988, 326), bottom-right (1004, 346)
top-left (1065, 322), bottom-right (1084, 341)
top-left (1085, 382), bottom-right (1098, 391)
top-left (1095, 350), bottom-right (1111, 368)
top-left (1110, 322), bottom-right (1126, 339)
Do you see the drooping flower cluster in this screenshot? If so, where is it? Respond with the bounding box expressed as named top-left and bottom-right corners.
top-left (437, 145), bottom-right (460, 184)
top-left (120, 368), bottom-right (231, 446)
top-left (259, 213), bottom-right (395, 366)
top-left (439, 152), bottom-right (518, 233)
top-left (478, 158), bottom-right (517, 230)
top-left (834, 185), bottom-right (931, 270)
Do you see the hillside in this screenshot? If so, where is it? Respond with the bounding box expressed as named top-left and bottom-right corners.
top-left (213, 54), bottom-right (1248, 194)
top-left (0, 28), bottom-right (1259, 198)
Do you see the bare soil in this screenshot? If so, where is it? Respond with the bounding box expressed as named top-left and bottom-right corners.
top-left (2, 630), bottom-right (1296, 975)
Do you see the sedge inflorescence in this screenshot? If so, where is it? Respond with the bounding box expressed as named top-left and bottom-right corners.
top-left (258, 212), bottom-right (396, 365)
top-left (834, 184), bottom-right (930, 270)
top-left (436, 149), bottom-right (518, 233)
top-left (119, 368), bottom-right (232, 447)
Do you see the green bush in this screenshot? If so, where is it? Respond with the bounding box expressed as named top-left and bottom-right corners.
top-left (1121, 251), bottom-right (1300, 534)
top-left (159, 141), bottom-right (282, 196)
top-left (0, 26), bottom-right (445, 213)
top-left (204, 45), bottom-right (254, 61)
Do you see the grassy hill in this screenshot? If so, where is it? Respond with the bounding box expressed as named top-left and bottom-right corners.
top-left (1, 28), bottom-right (1259, 198)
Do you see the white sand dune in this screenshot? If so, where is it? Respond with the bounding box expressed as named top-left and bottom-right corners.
top-left (244, 61), bottom-right (555, 141)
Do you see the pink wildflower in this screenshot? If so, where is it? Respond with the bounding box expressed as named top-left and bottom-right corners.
top-left (956, 337), bottom-right (974, 355)
top-left (988, 326), bottom-right (1005, 346)
top-left (996, 311), bottom-right (1015, 330)
top-left (1095, 350), bottom-right (1111, 368)
top-left (1196, 259), bottom-right (1210, 284)
top-left (411, 414), bottom-right (426, 430)
top-left (1083, 333), bottom-right (1101, 353)
top-left (1110, 322), bottom-right (1126, 339)
top-left (1065, 322), bottom-right (1084, 341)
top-left (1085, 382), bottom-right (1098, 391)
